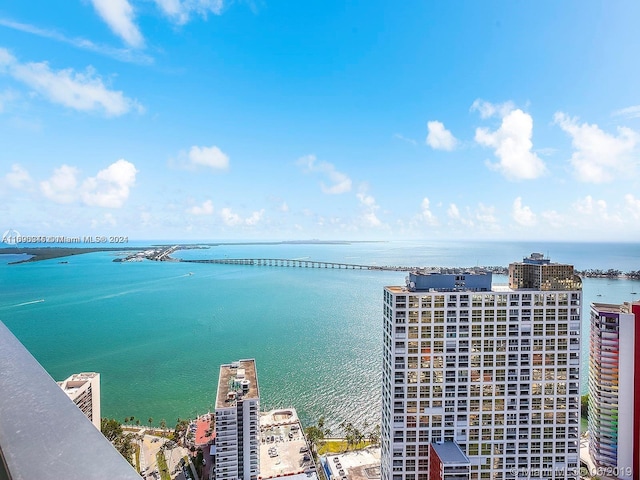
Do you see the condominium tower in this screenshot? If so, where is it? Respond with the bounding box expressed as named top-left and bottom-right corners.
top-left (57, 372), bottom-right (101, 430)
top-left (588, 302), bottom-right (640, 480)
top-left (381, 254), bottom-right (582, 480)
top-left (215, 359), bottom-right (260, 480)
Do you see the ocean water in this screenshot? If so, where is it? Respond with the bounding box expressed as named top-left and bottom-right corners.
top-left (0, 241), bottom-right (638, 431)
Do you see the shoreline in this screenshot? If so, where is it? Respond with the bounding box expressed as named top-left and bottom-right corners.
top-left (2, 246), bottom-right (639, 280)
top-left (0, 241), bottom-right (383, 264)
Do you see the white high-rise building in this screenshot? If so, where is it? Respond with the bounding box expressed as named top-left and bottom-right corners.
top-left (58, 372), bottom-right (101, 430)
top-left (215, 359), bottom-right (260, 480)
top-left (381, 254), bottom-right (582, 480)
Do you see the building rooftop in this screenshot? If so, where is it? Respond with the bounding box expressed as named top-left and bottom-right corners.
top-left (592, 302), bottom-right (627, 314)
top-left (592, 301), bottom-right (640, 315)
top-left (194, 413), bottom-right (215, 446)
top-left (216, 359), bottom-right (259, 409)
top-left (58, 372), bottom-right (99, 396)
top-left (324, 448), bottom-right (381, 480)
top-left (384, 269), bottom-right (493, 293)
top-left (259, 408), bottom-right (318, 480)
top-left (430, 441), bottom-right (470, 464)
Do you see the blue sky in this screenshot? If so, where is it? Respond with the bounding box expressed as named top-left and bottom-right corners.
top-left (1, 1), bottom-right (640, 241)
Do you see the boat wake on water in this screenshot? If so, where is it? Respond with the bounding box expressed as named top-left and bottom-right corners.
top-left (13, 299), bottom-right (45, 307)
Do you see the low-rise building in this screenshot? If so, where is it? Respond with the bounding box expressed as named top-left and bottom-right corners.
top-left (323, 447), bottom-right (381, 480)
top-left (260, 408), bottom-right (318, 480)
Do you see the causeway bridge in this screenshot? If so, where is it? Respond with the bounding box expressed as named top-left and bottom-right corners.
top-left (179, 257), bottom-right (415, 271)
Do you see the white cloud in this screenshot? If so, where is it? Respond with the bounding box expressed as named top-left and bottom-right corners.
top-left (219, 207), bottom-right (264, 226)
top-left (475, 104), bottom-right (546, 180)
top-left (90, 212), bottom-right (117, 228)
top-left (613, 105), bottom-right (640, 119)
top-left (540, 210), bottom-right (563, 228)
top-left (188, 145), bottom-right (229, 170)
top-left (0, 47), bottom-right (13, 67)
top-left (357, 191), bottom-right (382, 227)
top-left (447, 203), bottom-right (460, 220)
top-left (220, 207), bottom-right (241, 226)
top-left (81, 159), bottom-right (138, 208)
top-left (470, 99), bottom-right (515, 119)
top-left (394, 133), bottom-right (418, 145)
top-left (625, 194), bottom-right (640, 219)
top-left (571, 195), bottom-right (623, 227)
top-left (426, 121), bottom-right (457, 151)
top-left (445, 202), bottom-right (499, 231)
top-left (475, 203), bottom-right (498, 226)
top-left (554, 112), bottom-right (639, 183)
top-left (90, 0), bottom-right (144, 48)
top-left (0, 18), bottom-right (153, 64)
top-left (445, 203), bottom-right (474, 227)
top-left (0, 89), bottom-right (17, 112)
top-left (573, 195), bottom-right (607, 216)
top-left (0, 47), bottom-right (142, 116)
top-left (418, 197), bottom-right (438, 226)
top-left (187, 199), bottom-right (214, 215)
top-left (512, 197), bottom-right (536, 226)
top-left (297, 155), bottom-right (352, 194)
top-left (4, 164), bottom-right (32, 189)
top-left (154, 0), bottom-right (224, 24)
top-left (40, 165), bottom-right (80, 204)
top-left (245, 209), bottom-right (265, 226)
top-left (280, 202), bottom-right (289, 212)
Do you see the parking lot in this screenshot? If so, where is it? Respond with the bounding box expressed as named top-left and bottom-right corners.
top-left (259, 423), bottom-right (315, 479)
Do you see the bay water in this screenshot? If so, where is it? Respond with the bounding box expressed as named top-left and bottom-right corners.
top-left (1, 241), bottom-right (638, 431)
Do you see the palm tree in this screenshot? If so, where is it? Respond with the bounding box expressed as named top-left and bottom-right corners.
top-left (148, 417), bottom-right (153, 428)
top-left (340, 421), bottom-right (355, 451)
top-left (368, 424), bottom-right (380, 447)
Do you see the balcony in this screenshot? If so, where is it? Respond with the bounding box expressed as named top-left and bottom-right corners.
top-left (0, 321), bottom-right (141, 480)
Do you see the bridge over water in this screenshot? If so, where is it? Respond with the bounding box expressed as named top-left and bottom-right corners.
top-left (179, 257), bottom-right (415, 271)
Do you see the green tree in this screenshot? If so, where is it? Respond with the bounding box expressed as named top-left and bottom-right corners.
top-left (101, 418), bottom-right (135, 466)
top-left (148, 417), bottom-right (153, 427)
top-left (368, 424), bottom-right (381, 447)
top-left (340, 421), bottom-right (355, 451)
top-left (305, 416), bottom-right (331, 456)
top-left (160, 419), bottom-right (167, 430)
top-left (173, 418), bottom-right (190, 444)
top-left (102, 418), bottom-right (123, 442)
top-left (581, 394), bottom-right (589, 419)
top-left (196, 448), bottom-right (204, 478)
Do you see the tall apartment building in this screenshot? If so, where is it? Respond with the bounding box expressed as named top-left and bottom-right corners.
top-left (57, 372), bottom-right (101, 430)
top-left (215, 359), bottom-right (260, 480)
top-left (381, 254), bottom-right (582, 480)
top-left (588, 302), bottom-right (640, 480)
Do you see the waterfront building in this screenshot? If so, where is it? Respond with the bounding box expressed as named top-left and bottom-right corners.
top-left (57, 372), bottom-right (101, 430)
top-left (260, 408), bottom-right (319, 480)
top-left (323, 447), bottom-right (381, 480)
top-left (214, 359), bottom-right (260, 480)
top-left (588, 302), bottom-right (640, 480)
top-left (381, 254), bottom-right (582, 480)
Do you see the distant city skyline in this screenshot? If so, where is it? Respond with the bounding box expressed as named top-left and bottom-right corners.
top-left (1, 2), bottom-right (640, 241)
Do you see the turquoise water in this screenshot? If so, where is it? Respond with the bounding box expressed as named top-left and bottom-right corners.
top-left (1, 241), bottom-right (638, 430)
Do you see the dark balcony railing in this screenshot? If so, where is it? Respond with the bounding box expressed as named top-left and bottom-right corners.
top-left (0, 321), bottom-right (140, 480)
